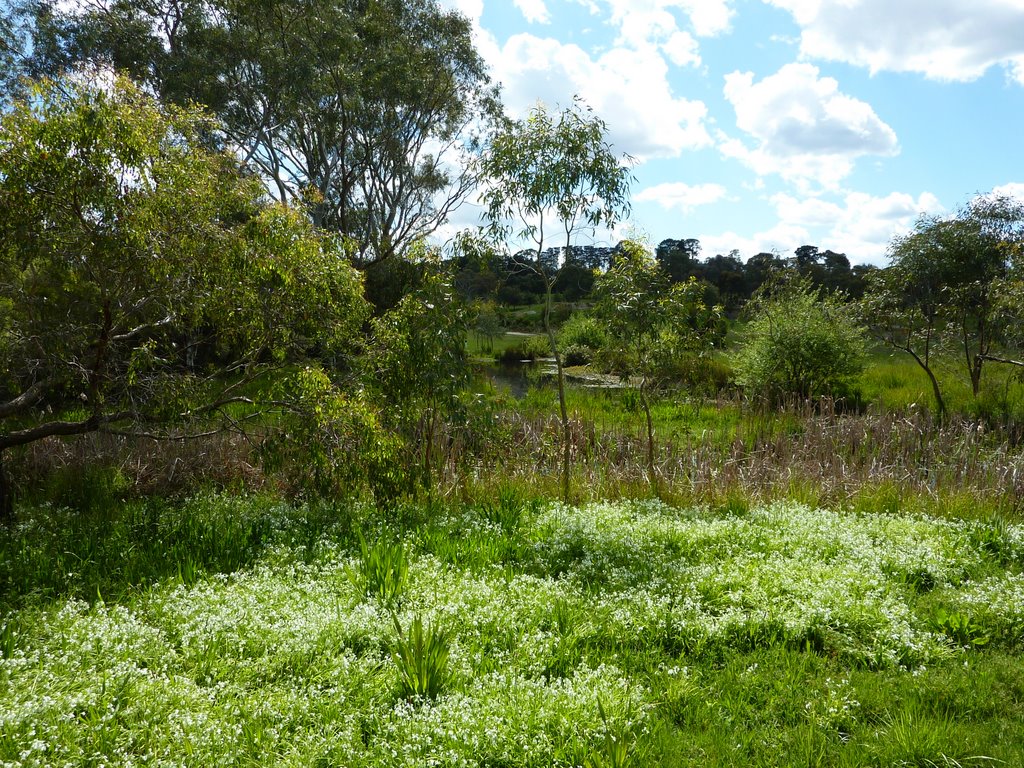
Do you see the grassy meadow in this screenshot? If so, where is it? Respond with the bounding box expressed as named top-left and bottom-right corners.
top-left (2, 493), bottom-right (1024, 767)
top-left (3, 336), bottom-right (1024, 767)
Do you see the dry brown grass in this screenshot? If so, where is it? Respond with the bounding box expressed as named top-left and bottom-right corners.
top-left (441, 401), bottom-right (1024, 515)
top-left (12, 430), bottom-right (265, 503)
top-left (10, 399), bottom-right (1023, 519)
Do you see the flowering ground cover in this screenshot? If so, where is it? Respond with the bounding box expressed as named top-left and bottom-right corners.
top-left (1, 496), bottom-right (1023, 766)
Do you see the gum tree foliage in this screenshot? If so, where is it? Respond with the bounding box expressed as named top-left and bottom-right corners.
top-left (479, 98), bottom-right (633, 502)
top-left (861, 194), bottom-right (1024, 414)
top-left (734, 277), bottom-right (867, 403)
top-left (0, 78), bottom-right (368, 518)
top-left (594, 240), bottom-right (723, 493)
top-left (0, 1), bottom-right (68, 109)
top-left (364, 261), bottom-right (469, 494)
top-left (36, 0), bottom-right (499, 266)
top-left (991, 235), bottom-right (1024, 368)
top-left (0, 0), bottom-right (35, 107)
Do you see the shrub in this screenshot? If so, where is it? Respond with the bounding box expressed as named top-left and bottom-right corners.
top-left (495, 335), bottom-right (551, 363)
top-left (733, 278), bottom-right (867, 402)
top-left (558, 313), bottom-right (608, 350)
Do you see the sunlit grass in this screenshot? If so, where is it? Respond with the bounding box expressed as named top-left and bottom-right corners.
top-left (2, 494), bottom-right (1023, 766)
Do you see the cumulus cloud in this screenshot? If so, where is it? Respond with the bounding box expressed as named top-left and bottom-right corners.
top-left (636, 182), bottom-right (729, 213)
top-left (699, 222), bottom-right (811, 262)
top-left (439, 0), bottom-right (483, 24)
top-left (491, 34), bottom-right (712, 160)
top-left (513, 0), bottom-right (550, 24)
top-left (695, 191), bottom-right (943, 264)
top-left (601, 0), bottom-right (733, 66)
top-left (438, 0), bottom-right (715, 159)
top-left (604, 0), bottom-right (733, 39)
top-left (772, 191), bottom-right (944, 262)
top-left (720, 63), bottom-right (899, 189)
top-left (766, 0), bottom-right (1024, 83)
top-left (993, 182), bottom-right (1024, 202)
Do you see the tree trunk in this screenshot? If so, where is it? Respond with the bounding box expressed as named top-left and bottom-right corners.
top-left (970, 356), bottom-right (983, 397)
top-left (0, 449), bottom-right (12, 525)
top-left (924, 365), bottom-right (947, 420)
top-left (906, 346), bottom-right (946, 420)
top-left (639, 384), bottom-right (657, 497)
top-left (543, 281), bottom-right (571, 503)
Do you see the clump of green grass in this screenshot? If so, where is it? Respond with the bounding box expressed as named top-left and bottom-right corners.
top-left (350, 533), bottom-right (409, 605)
top-left (391, 614), bottom-right (453, 701)
top-left (478, 485), bottom-right (533, 534)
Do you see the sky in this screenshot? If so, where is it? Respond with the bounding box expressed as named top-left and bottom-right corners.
top-left (439, 0), bottom-right (1024, 266)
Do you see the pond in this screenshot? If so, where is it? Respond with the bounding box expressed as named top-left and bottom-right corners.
top-left (478, 358), bottom-right (625, 398)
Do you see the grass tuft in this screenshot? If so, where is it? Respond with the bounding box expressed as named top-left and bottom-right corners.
top-left (391, 613), bottom-right (453, 701)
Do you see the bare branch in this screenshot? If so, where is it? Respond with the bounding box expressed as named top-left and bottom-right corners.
top-left (0, 379), bottom-right (50, 419)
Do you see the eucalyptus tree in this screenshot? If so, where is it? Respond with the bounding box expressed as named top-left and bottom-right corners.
top-left (0, 77), bottom-right (368, 519)
top-left (594, 240), bottom-right (723, 494)
top-left (479, 98), bottom-right (633, 501)
top-left (35, 0), bottom-right (499, 266)
top-left (861, 194), bottom-right (1024, 413)
top-left (0, 3), bottom-right (24, 104)
top-left (0, 0), bottom-right (44, 108)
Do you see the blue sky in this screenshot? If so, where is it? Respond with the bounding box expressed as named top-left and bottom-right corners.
top-left (441, 0), bottom-right (1024, 265)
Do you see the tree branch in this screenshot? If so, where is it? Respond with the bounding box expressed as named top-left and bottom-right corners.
top-left (978, 353), bottom-right (1024, 368)
top-left (0, 379), bottom-right (50, 419)
top-left (0, 410), bottom-right (135, 451)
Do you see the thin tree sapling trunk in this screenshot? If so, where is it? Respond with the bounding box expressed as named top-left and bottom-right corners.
top-left (639, 382), bottom-right (657, 497)
top-left (0, 449), bottom-right (12, 525)
top-left (543, 277), bottom-right (571, 503)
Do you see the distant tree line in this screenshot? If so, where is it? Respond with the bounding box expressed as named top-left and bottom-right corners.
top-left (452, 239), bottom-right (877, 312)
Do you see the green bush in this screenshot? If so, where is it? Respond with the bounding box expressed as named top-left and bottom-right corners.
top-left (558, 313), bottom-right (608, 350)
top-left (496, 335), bottom-right (551, 363)
top-left (733, 278), bottom-right (867, 402)
top-left (556, 313), bottom-right (607, 365)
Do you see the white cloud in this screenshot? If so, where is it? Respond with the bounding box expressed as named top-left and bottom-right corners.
top-left (696, 190), bottom-right (943, 264)
top-left (439, 0), bottom-right (483, 23)
top-left (675, 0), bottom-right (734, 37)
top-left (699, 222), bottom-right (811, 261)
top-left (513, 0), bottom-right (550, 24)
top-left (663, 31), bottom-right (701, 67)
top-left (720, 62), bottom-right (899, 189)
top-left (605, 0), bottom-right (733, 40)
top-left (765, 0), bottom-right (1024, 83)
top-left (636, 182), bottom-right (729, 212)
top-left (993, 182), bottom-right (1024, 202)
top-left (492, 34), bottom-right (712, 160)
top-left (600, 0), bottom-right (733, 66)
top-left (440, 0), bottom-right (715, 160)
top-left (772, 190), bottom-right (944, 263)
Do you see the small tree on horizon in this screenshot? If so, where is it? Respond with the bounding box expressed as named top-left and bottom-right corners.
top-left (860, 194), bottom-right (1024, 415)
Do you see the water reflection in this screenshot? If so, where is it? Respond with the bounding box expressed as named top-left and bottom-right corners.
top-left (478, 358), bottom-right (623, 399)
